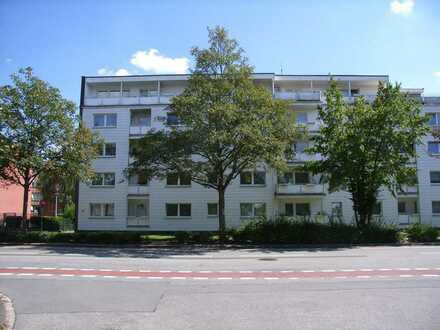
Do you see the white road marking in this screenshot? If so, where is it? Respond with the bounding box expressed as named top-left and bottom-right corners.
top-left (341, 269), bottom-right (355, 272)
top-left (0, 273), bottom-right (13, 276)
top-left (356, 275), bottom-right (371, 279)
top-left (240, 277), bottom-right (256, 280)
top-left (199, 271), bottom-right (212, 273)
top-left (261, 271), bottom-right (273, 273)
top-left (415, 268), bottom-right (429, 271)
top-left (103, 275), bottom-right (116, 278)
top-left (378, 268), bottom-right (392, 271)
top-left (264, 277), bottom-right (279, 280)
top-left (170, 277), bottom-right (187, 280)
top-left (239, 271), bottom-right (253, 273)
top-left (422, 274), bottom-right (439, 277)
top-left (322, 270), bottom-right (336, 272)
top-left (42, 267), bottom-right (56, 270)
top-left (17, 273), bottom-right (33, 276)
top-left (335, 276), bottom-right (348, 279)
top-left (125, 276), bottom-right (141, 279)
top-left (147, 277), bottom-right (163, 280)
top-left (360, 269), bottom-right (373, 272)
top-left (5, 267), bottom-right (18, 269)
top-left (193, 277), bottom-right (209, 280)
top-left (80, 268), bottom-right (95, 271)
top-left (37, 274), bottom-right (53, 277)
top-left (119, 269), bottom-right (132, 272)
top-left (217, 277), bottom-right (233, 280)
top-left (60, 268), bottom-right (74, 271)
top-left (99, 269), bottom-right (113, 272)
top-left (280, 270), bottom-right (293, 273)
top-left (21, 267), bottom-right (37, 270)
top-left (288, 277), bottom-right (299, 280)
top-left (301, 270), bottom-right (315, 273)
top-left (61, 274), bottom-right (74, 277)
top-left (159, 270), bottom-right (171, 273)
top-left (399, 275), bottom-right (413, 278)
top-left (397, 268), bottom-right (410, 271)
top-left (177, 270), bottom-right (192, 273)
top-left (80, 275), bottom-right (96, 278)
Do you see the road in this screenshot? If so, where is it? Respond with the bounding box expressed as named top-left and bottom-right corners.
top-left (0, 244), bottom-right (439, 330)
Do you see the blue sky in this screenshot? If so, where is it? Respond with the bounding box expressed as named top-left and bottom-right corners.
top-left (0, 0), bottom-right (439, 104)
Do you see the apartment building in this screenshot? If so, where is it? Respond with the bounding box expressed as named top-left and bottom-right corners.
top-left (77, 74), bottom-right (440, 231)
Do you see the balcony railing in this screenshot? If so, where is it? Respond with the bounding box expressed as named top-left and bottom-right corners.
top-left (84, 92), bottom-right (180, 106)
top-left (276, 183), bottom-right (325, 196)
top-left (343, 95), bottom-right (376, 103)
top-left (288, 152), bottom-right (322, 163)
top-left (398, 214), bottom-right (420, 226)
top-left (398, 185), bottom-right (418, 195)
top-left (129, 126), bottom-right (151, 136)
top-left (127, 216), bottom-right (149, 227)
top-left (275, 91), bottom-right (322, 102)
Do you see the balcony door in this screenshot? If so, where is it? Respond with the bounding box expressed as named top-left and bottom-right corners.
top-left (127, 197), bottom-right (149, 227)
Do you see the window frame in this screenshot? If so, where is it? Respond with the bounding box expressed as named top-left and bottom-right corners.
top-left (432, 201), bottom-right (440, 215)
top-left (166, 173), bottom-right (191, 187)
top-left (97, 142), bottom-right (116, 158)
top-left (165, 203), bottom-right (192, 218)
top-left (207, 203), bottom-right (218, 217)
top-left (428, 141), bottom-right (440, 155)
top-left (430, 171), bottom-right (440, 184)
top-left (90, 173), bottom-right (115, 187)
top-left (130, 109), bottom-right (151, 127)
top-left (93, 113), bottom-right (117, 128)
top-left (240, 171), bottom-right (266, 186)
top-left (240, 202), bottom-right (267, 218)
top-left (89, 203), bottom-right (115, 218)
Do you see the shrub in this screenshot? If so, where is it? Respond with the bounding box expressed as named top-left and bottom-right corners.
top-left (174, 231), bottom-right (192, 244)
top-left (29, 216), bottom-right (61, 231)
top-left (4, 216), bottom-right (23, 230)
top-left (230, 217), bottom-right (399, 244)
top-left (406, 223), bottom-right (439, 242)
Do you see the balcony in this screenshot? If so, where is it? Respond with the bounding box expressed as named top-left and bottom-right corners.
top-left (84, 91), bottom-right (179, 106)
top-left (276, 183), bottom-right (325, 196)
top-left (398, 214), bottom-right (420, 226)
top-left (127, 216), bottom-right (149, 227)
top-left (343, 95), bottom-right (376, 103)
top-left (275, 90), bottom-right (322, 102)
top-left (398, 185), bottom-right (418, 196)
top-left (288, 152), bottom-right (321, 163)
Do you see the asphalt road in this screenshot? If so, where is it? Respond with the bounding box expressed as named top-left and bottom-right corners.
top-left (0, 244), bottom-right (439, 330)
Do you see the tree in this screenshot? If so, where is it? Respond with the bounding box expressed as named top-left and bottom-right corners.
top-left (129, 26), bottom-right (298, 241)
top-left (0, 67), bottom-right (100, 230)
top-left (306, 81), bottom-right (429, 227)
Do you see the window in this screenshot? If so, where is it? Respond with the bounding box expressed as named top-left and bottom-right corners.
top-left (207, 203), bottom-right (218, 216)
top-left (294, 141), bottom-right (308, 153)
top-left (128, 172), bottom-right (148, 185)
top-left (166, 173), bottom-right (191, 186)
top-left (240, 171), bottom-right (266, 185)
top-left (430, 171), bottom-right (440, 184)
top-left (372, 202), bottom-right (382, 215)
top-left (428, 142), bottom-right (440, 154)
top-left (284, 203), bottom-right (310, 216)
top-left (166, 112), bottom-right (180, 126)
top-left (93, 114), bottom-right (117, 128)
top-left (398, 201), bottom-right (406, 214)
top-left (432, 201), bottom-right (440, 215)
top-left (331, 202), bottom-right (343, 218)
top-left (130, 109), bottom-right (151, 127)
top-left (296, 113), bottom-right (307, 124)
top-left (91, 173), bottom-right (115, 187)
top-left (128, 199), bottom-right (148, 217)
top-left (240, 202), bottom-right (266, 218)
top-left (140, 89), bottom-right (158, 97)
top-left (97, 143), bottom-right (116, 157)
top-left (278, 172), bottom-right (310, 184)
top-left (428, 113), bottom-right (440, 126)
top-left (31, 192), bottom-right (43, 201)
top-left (296, 203), bottom-right (310, 216)
top-left (166, 203), bottom-right (191, 217)
top-left (89, 203), bottom-right (114, 217)
top-left (295, 172), bottom-right (310, 184)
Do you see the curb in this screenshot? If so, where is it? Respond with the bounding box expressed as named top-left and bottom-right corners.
top-left (0, 293), bottom-right (15, 330)
top-left (0, 241), bottom-right (439, 249)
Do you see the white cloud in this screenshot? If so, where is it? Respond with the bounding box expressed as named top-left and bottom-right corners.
top-left (433, 72), bottom-right (440, 78)
top-left (390, 0), bottom-right (414, 15)
top-left (97, 67), bottom-right (131, 76)
top-left (5, 58), bottom-right (12, 63)
top-left (130, 49), bottom-right (189, 74)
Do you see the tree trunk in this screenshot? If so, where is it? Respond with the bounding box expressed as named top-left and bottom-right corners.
top-left (21, 183), bottom-right (30, 232)
top-left (218, 188), bottom-right (226, 243)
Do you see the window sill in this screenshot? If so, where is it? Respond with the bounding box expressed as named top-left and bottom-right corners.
top-left (430, 183), bottom-right (440, 186)
top-left (166, 216), bottom-right (192, 220)
top-left (97, 156), bottom-right (116, 159)
top-left (432, 214), bottom-right (440, 217)
top-left (88, 217), bottom-right (115, 220)
top-left (89, 186), bottom-right (115, 188)
top-left (92, 126), bottom-right (117, 129)
top-left (207, 215), bottom-right (218, 218)
top-left (165, 185), bottom-right (192, 188)
top-left (240, 184), bottom-right (266, 187)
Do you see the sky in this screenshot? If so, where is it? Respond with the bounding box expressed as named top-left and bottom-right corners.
top-left (0, 0), bottom-right (439, 104)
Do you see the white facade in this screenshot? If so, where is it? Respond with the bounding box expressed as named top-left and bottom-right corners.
top-left (77, 74), bottom-right (440, 231)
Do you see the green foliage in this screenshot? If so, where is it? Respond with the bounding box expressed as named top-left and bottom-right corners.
top-left (306, 81), bottom-right (429, 227)
top-left (63, 203), bottom-right (75, 220)
top-left (0, 67), bottom-right (101, 225)
top-left (129, 27), bottom-right (298, 239)
top-left (230, 217), bottom-right (400, 244)
top-left (405, 223), bottom-right (439, 242)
